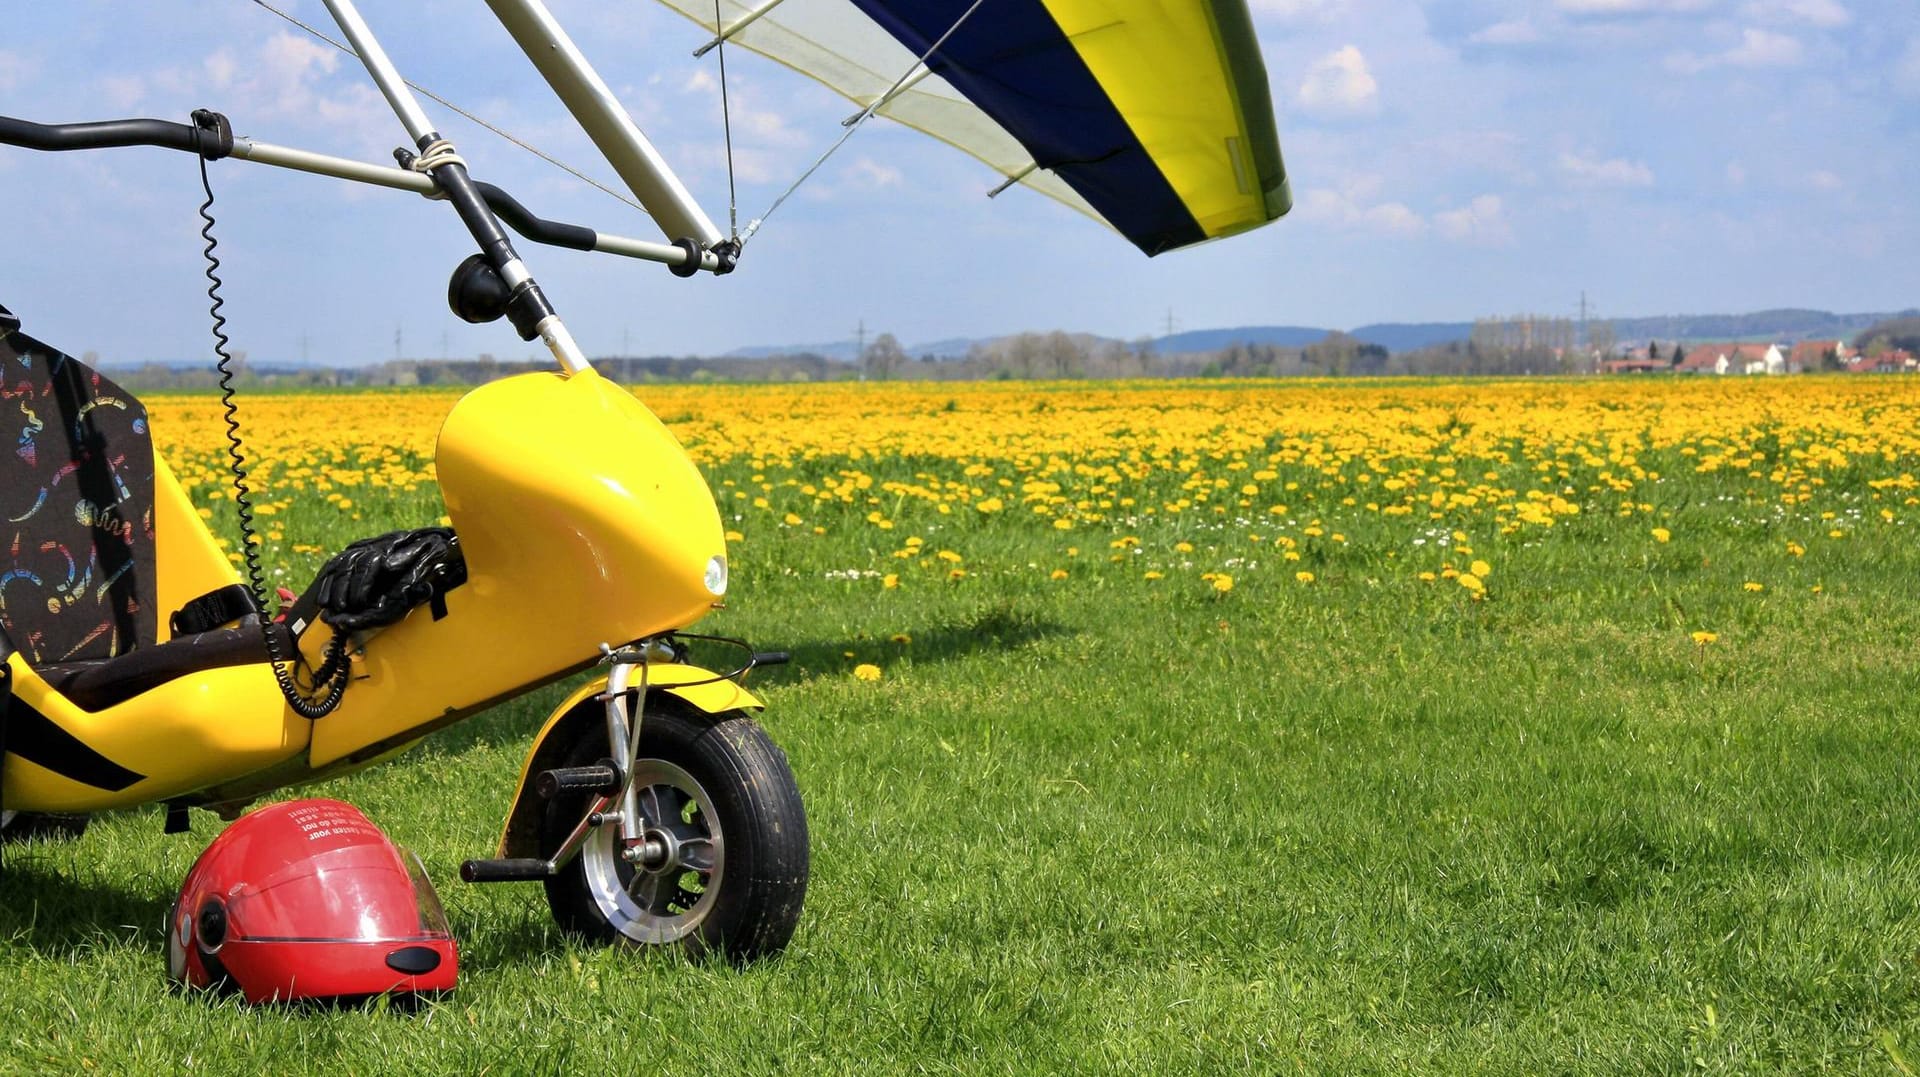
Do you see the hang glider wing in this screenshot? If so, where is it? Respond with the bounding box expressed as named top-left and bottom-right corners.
top-left (656, 0), bottom-right (1292, 255)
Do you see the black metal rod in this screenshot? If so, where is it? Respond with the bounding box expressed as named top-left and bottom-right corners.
top-left (474, 182), bottom-right (597, 252)
top-left (0, 115), bottom-right (202, 154)
top-left (3, 113), bottom-right (609, 257)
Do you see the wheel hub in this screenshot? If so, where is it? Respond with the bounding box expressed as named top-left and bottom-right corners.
top-left (579, 758), bottom-right (725, 944)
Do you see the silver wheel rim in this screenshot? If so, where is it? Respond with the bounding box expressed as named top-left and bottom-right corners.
top-left (579, 758), bottom-right (725, 944)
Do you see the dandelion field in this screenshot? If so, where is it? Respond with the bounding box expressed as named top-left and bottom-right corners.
top-left (5, 375), bottom-right (1920, 1072)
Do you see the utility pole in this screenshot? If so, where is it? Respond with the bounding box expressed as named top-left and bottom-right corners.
top-left (855, 318), bottom-right (867, 381)
top-left (1164, 307), bottom-right (1177, 340)
top-left (1578, 290), bottom-right (1589, 352)
top-left (394, 324), bottom-right (403, 360)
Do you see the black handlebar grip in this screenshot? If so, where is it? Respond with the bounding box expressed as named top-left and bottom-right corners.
top-left (534, 762), bottom-right (621, 800)
top-left (459, 858), bottom-right (551, 883)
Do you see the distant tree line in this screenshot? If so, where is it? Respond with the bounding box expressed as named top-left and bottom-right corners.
top-left (104, 313), bottom-right (1638, 390)
top-left (1855, 317), bottom-right (1920, 356)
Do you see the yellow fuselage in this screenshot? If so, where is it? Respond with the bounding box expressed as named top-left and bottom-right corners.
top-left (3, 369), bottom-right (726, 812)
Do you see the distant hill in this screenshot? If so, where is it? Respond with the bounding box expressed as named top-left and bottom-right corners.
top-left (722, 308), bottom-right (1920, 362)
top-left (725, 340), bottom-right (861, 362)
top-left (1349, 323), bottom-right (1475, 352)
top-left (1154, 326), bottom-right (1330, 353)
top-left (1610, 308), bottom-right (1919, 345)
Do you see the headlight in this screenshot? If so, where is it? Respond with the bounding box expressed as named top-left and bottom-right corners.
top-left (704, 554), bottom-right (729, 597)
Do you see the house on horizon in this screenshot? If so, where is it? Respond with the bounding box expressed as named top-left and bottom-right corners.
top-left (1848, 349), bottom-right (1917, 373)
top-left (1788, 339), bottom-right (1854, 373)
top-left (1676, 342), bottom-right (1785, 375)
top-left (1676, 344), bottom-right (1731, 375)
top-left (1601, 356), bottom-right (1667, 374)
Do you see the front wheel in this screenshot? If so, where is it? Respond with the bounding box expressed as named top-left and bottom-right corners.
top-left (540, 701), bottom-right (808, 962)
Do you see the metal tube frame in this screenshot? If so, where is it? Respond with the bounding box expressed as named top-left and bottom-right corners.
top-left (321, 0), bottom-right (596, 374)
top-left (231, 139), bottom-right (716, 271)
top-left (485, 0), bottom-right (724, 249)
top-left (693, 0), bottom-right (791, 57)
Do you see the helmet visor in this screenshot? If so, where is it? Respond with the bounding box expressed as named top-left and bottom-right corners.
top-left (225, 843), bottom-right (452, 943)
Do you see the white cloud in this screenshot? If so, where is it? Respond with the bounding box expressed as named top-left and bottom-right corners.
top-left (1247, 0), bottom-right (1343, 21)
top-left (843, 157), bottom-right (903, 190)
top-left (1297, 186), bottom-right (1426, 236)
top-left (1434, 195), bottom-right (1514, 246)
top-left (1743, 0), bottom-right (1849, 27)
top-left (99, 76), bottom-right (145, 111)
top-left (1558, 151), bottom-right (1655, 187)
top-left (1667, 28), bottom-right (1804, 72)
top-left (1469, 20), bottom-right (1544, 45)
top-left (1807, 170), bottom-right (1843, 191)
top-left (1558, 0), bottom-right (1713, 15)
top-left (1897, 38), bottom-right (1920, 95)
top-left (0, 49), bottom-right (34, 93)
top-left (1296, 46), bottom-right (1380, 119)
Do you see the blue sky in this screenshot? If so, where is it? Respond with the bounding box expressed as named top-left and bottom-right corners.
top-left (1, 0), bottom-right (1916, 365)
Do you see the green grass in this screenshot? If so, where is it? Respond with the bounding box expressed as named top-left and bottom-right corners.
top-left (4, 383), bottom-right (1920, 1074)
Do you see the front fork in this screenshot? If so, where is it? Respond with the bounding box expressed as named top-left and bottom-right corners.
top-left (459, 635), bottom-right (778, 884)
top-left (461, 640), bottom-right (675, 883)
top-left (546, 641), bottom-right (675, 870)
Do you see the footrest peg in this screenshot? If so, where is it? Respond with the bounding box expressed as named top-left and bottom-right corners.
top-left (535, 761), bottom-right (621, 800)
top-left (459, 857), bottom-right (552, 883)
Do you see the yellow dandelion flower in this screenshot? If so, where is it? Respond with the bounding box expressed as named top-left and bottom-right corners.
top-left (852, 664), bottom-right (882, 682)
top-left (1143, 570), bottom-right (1164, 580)
top-left (882, 574), bottom-right (900, 590)
top-left (1743, 581), bottom-right (1764, 592)
top-left (783, 512), bottom-right (803, 526)
top-left (1458, 573), bottom-right (1485, 593)
top-left (1295, 571), bottom-right (1314, 583)
top-left (1691, 631), bottom-right (1718, 645)
top-left (1174, 541), bottom-right (1194, 554)
top-left (1651, 527), bottom-right (1670, 543)
top-left (1050, 568), bottom-right (1069, 580)
top-left (1212, 574), bottom-right (1235, 593)
top-left (1470, 560), bottom-right (1491, 578)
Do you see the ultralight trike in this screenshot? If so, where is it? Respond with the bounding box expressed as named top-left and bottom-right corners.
top-left (0, 0), bottom-right (1287, 963)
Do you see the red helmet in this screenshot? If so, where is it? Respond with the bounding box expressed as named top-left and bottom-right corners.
top-left (167, 799), bottom-right (458, 1004)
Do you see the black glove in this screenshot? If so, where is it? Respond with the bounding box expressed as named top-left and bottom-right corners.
top-left (312, 527), bottom-right (465, 634)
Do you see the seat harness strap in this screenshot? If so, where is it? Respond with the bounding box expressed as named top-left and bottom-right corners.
top-left (169, 583), bottom-right (262, 638)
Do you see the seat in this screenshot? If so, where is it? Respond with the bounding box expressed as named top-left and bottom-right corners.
top-left (1, 318), bottom-right (157, 667)
top-left (30, 616), bottom-right (293, 711)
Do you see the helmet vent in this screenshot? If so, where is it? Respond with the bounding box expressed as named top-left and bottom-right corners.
top-left (385, 946), bottom-right (444, 975)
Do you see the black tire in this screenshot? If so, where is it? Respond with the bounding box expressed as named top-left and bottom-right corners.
top-left (0, 809), bottom-right (89, 844)
top-left (540, 701), bottom-right (808, 963)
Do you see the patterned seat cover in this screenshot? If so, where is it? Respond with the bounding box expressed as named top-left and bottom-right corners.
top-left (0, 321), bottom-right (157, 666)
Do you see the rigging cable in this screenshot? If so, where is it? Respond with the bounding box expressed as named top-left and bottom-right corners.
top-left (247, 0), bottom-right (646, 215)
top-left (712, 0), bottom-right (740, 239)
top-left (195, 139), bottom-right (350, 720)
top-left (737, 0), bottom-right (989, 243)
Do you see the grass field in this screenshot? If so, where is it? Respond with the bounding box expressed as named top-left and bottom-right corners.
top-left (4, 376), bottom-right (1919, 1073)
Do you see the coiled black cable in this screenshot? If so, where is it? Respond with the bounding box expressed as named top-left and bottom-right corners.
top-left (196, 149), bottom-right (349, 719)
